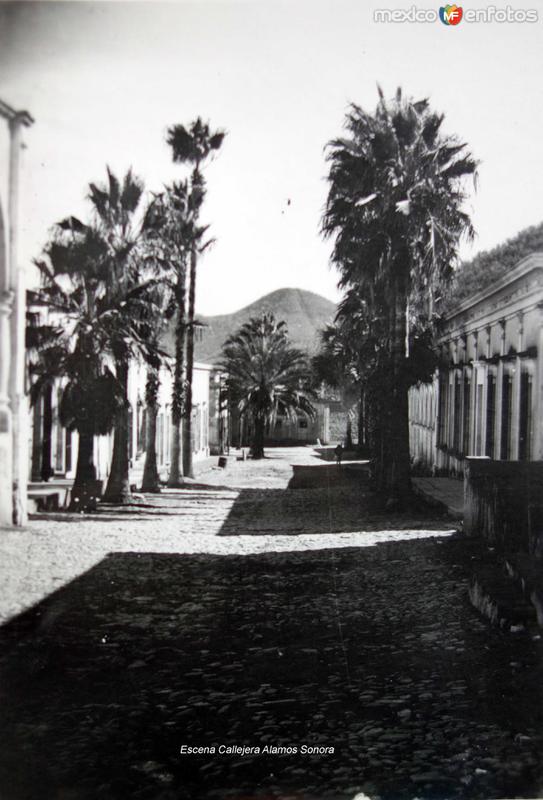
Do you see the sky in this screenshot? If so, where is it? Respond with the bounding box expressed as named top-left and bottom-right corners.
top-left (1, 0), bottom-right (542, 315)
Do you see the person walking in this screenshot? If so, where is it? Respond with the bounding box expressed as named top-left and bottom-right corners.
top-left (334, 443), bottom-right (344, 467)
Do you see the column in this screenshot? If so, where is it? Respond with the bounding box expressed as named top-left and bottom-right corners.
top-left (0, 204), bottom-right (13, 523)
top-left (8, 114), bottom-right (30, 524)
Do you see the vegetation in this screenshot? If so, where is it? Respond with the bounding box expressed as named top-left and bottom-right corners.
top-left (30, 220), bottom-right (136, 508)
top-left (220, 313), bottom-right (315, 459)
top-left (86, 168), bottom-right (161, 504)
top-left (30, 171), bottom-right (166, 506)
top-left (322, 87), bottom-right (477, 505)
top-left (166, 119), bottom-right (225, 478)
top-left (448, 221), bottom-right (543, 306)
top-left (141, 182), bottom-right (193, 488)
top-left (30, 120), bottom-right (224, 507)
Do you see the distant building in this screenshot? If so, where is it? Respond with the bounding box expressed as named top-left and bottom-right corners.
top-left (0, 99), bottom-right (33, 526)
top-left (266, 401), bottom-right (330, 446)
top-left (409, 253), bottom-right (543, 475)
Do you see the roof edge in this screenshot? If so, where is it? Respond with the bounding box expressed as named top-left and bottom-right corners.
top-left (443, 252), bottom-right (543, 321)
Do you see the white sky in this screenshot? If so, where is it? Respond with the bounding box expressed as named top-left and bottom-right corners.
top-left (1, 0), bottom-right (542, 314)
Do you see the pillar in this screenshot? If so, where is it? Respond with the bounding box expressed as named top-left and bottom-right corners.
top-left (0, 101), bottom-right (33, 526)
top-left (8, 114), bottom-right (31, 524)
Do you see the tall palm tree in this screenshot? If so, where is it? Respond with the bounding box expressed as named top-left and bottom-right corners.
top-left (220, 313), bottom-right (315, 459)
top-left (88, 168), bottom-right (150, 504)
top-left (135, 243), bottom-right (176, 494)
top-left (142, 182), bottom-right (199, 487)
top-left (322, 87), bottom-right (477, 505)
top-left (166, 119), bottom-right (225, 478)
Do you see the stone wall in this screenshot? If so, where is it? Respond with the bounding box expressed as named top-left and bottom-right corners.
top-left (464, 457), bottom-right (543, 554)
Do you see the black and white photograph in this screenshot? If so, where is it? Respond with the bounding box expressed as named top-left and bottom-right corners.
top-left (1, 0), bottom-right (543, 797)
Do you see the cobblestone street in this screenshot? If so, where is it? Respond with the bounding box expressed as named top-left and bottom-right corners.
top-left (1, 447), bottom-right (543, 799)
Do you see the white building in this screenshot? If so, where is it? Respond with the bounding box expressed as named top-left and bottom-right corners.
top-left (409, 253), bottom-right (543, 475)
top-left (31, 359), bottom-right (213, 486)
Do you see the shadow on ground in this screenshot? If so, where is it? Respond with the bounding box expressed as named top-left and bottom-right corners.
top-left (218, 477), bottom-right (451, 536)
top-left (1, 537), bottom-right (543, 800)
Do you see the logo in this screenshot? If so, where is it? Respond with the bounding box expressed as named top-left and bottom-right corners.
top-left (439, 4), bottom-right (463, 23)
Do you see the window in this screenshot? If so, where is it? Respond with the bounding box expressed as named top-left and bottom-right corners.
top-left (475, 382), bottom-right (484, 456)
top-left (54, 387), bottom-right (64, 473)
top-left (462, 373), bottom-right (471, 456)
top-left (438, 373), bottom-right (449, 447)
top-left (501, 374), bottom-right (512, 459)
top-left (453, 374), bottom-right (462, 452)
top-left (128, 406), bottom-right (134, 460)
top-left (65, 431), bottom-right (72, 474)
top-left (486, 374), bottom-right (496, 458)
top-left (157, 413), bottom-right (164, 465)
top-left (519, 371), bottom-right (533, 461)
top-left (299, 419), bottom-right (308, 429)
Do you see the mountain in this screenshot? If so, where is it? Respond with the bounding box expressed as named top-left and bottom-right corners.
top-left (163, 288), bottom-right (336, 365)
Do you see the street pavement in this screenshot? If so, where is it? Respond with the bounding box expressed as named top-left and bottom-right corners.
top-left (1, 447), bottom-right (542, 799)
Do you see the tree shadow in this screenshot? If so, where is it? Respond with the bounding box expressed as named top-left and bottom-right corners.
top-left (1, 541), bottom-right (541, 800)
top-left (218, 473), bottom-right (451, 536)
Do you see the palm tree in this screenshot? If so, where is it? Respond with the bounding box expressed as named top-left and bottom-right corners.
top-left (220, 313), bottom-right (315, 459)
top-left (322, 87), bottom-right (477, 505)
top-left (136, 266), bottom-right (176, 494)
top-left (142, 182), bottom-right (198, 487)
top-left (30, 222), bottom-right (125, 508)
top-left (166, 119), bottom-right (225, 478)
top-left (88, 168), bottom-right (150, 504)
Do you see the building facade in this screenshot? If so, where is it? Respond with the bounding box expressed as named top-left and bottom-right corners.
top-left (30, 360), bottom-right (214, 486)
top-left (409, 253), bottom-right (543, 475)
top-left (0, 99), bottom-right (33, 526)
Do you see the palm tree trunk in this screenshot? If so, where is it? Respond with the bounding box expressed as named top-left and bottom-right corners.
top-left (168, 270), bottom-right (187, 487)
top-left (251, 415), bottom-right (265, 459)
top-left (182, 246), bottom-right (197, 479)
top-left (73, 432), bottom-right (97, 485)
top-left (168, 418), bottom-right (182, 484)
top-left (103, 360), bottom-right (132, 504)
top-left (141, 365), bottom-right (161, 493)
top-left (385, 272), bottom-right (412, 506)
top-left (41, 383), bottom-right (54, 481)
top-left (68, 431), bottom-right (98, 510)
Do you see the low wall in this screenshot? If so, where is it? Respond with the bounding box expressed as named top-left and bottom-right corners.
top-left (289, 461), bottom-right (370, 489)
top-left (464, 458), bottom-right (543, 554)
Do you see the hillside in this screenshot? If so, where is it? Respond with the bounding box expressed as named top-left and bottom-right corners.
top-left (163, 288), bottom-right (336, 364)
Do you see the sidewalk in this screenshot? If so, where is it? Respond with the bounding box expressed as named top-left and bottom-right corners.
top-left (413, 476), bottom-right (464, 520)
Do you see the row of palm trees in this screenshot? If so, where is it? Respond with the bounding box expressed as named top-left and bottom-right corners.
top-left (29, 119), bottom-right (225, 506)
top-left (321, 87), bottom-right (478, 506)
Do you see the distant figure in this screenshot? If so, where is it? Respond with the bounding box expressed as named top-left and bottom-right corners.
top-left (334, 443), bottom-right (344, 466)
